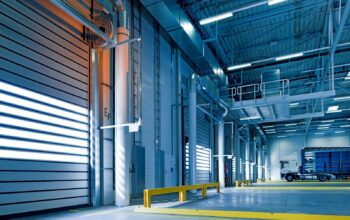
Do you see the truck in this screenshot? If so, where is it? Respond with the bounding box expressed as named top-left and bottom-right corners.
top-left (280, 147), bottom-right (350, 182)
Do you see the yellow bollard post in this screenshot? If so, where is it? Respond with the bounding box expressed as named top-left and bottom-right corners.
top-left (235, 180), bottom-right (239, 187)
top-left (179, 190), bottom-right (186, 202)
top-left (202, 186), bottom-right (207, 197)
top-left (144, 190), bottom-right (151, 208)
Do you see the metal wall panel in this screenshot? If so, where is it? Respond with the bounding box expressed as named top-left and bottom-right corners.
top-left (141, 13), bottom-right (156, 189)
top-left (0, 0), bottom-right (90, 216)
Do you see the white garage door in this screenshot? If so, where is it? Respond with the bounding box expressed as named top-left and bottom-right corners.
top-left (0, 0), bottom-right (90, 216)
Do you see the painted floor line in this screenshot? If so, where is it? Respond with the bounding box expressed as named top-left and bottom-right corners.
top-left (234, 186), bottom-right (350, 190)
top-left (135, 208), bottom-right (350, 220)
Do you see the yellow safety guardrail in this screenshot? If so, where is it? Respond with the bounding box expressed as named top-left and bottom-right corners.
top-left (143, 182), bottom-right (220, 208)
top-left (235, 180), bottom-right (253, 187)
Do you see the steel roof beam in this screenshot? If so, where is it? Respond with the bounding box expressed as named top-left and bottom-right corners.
top-left (226, 43), bottom-right (350, 73)
top-left (218, 0), bottom-right (327, 31)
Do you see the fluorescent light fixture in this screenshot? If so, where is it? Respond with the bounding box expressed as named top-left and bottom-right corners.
top-left (0, 127), bottom-right (88, 147)
top-left (321, 120), bottom-right (334, 123)
top-left (334, 96), bottom-right (350, 101)
top-left (277, 135), bottom-right (286, 138)
top-left (227, 63), bottom-right (252, 71)
top-left (327, 106), bottom-right (339, 111)
top-left (286, 130), bottom-right (296, 132)
top-left (319, 124), bottom-right (331, 127)
top-left (285, 123), bottom-right (297, 127)
top-left (266, 131), bottom-right (276, 134)
top-left (240, 116), bottom-right (261, 121)
top-left (289, 102), bottom-right (299, 107)
top-left (199, 12), bottom-right (233, 25)
top-left (346, 72), bottom-right (350, 80)
top-left (315, 132), bottom-right (324, 135)
top-left (340, 125), bottom-right (350, 128)
top-left (326, 110), bottom-right (342, 113)
top-left (0, 149), bottom-right (88, 163)
top-left (318, 127), bottom-right (329, 130)
top-left (268, 0), bottom-right (287, 5)
top-left (263, 125), bottom-right (274, 128)
top-left (276, 53), bottom-right (303, 61)
top-left (335, 131), bottom-right (346, 134)
top-left (265, 129), bottom-right (275, 132)
top-left (0, 82), bottom-right (87, 115)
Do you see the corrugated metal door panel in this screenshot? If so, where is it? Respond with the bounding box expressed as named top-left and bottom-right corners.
top-left (0, 0), bottom-right (90, 216)
top-left (141, 14), bottom-right (155, 188)
top-left (184, 107), bottom-right (211, 185)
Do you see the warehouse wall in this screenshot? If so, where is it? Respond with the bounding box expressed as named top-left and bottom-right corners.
top-left (268, 134), bottom-right (350, 180)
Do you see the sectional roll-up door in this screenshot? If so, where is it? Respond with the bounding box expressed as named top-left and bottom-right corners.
top-left (184, 107), bottom-right (212, 185)
top-left (0, 0), bottom-right (90, 216)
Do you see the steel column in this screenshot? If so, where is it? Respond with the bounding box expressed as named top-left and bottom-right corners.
top-left (115, 27), bottom-right (130, 207)
top-left (189, 74), bottom-right (197, 186)
top-left (218, 121), bottom-right (225, 188)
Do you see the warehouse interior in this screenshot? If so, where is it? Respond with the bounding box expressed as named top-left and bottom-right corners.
top-left (1, 0), bottom-right (350, 219)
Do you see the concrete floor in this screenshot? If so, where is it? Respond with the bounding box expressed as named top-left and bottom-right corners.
top-left (15, 182), bottom-right (350, 219)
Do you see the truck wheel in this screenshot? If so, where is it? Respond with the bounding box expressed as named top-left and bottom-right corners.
top-left (318, 174), bottom-right (327, 182)
top-left (285, 174), bottom-right (294, 182)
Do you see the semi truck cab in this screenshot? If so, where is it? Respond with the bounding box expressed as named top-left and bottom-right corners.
top-left (280, 152), bottom-right (299, 181)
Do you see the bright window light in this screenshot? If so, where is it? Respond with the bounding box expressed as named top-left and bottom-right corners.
top-left (199, 12), bottom-right (233, 25)
top-left (0, 127), bottom-right (88, 147)
top-left (268, 0), bottom-right (287, 5)
top-left (263, 125), bottom-right (274, 128)
top-left (0, 81), bottom-right (87, 115)
top-left (340, 125), bottom-right (350, 128)
top-left (289, 102), bottom-right (299, 107)
top-left (286, 130), bottom-right (296, 132)
top-left (335, 131), bottom-right (346, 134)
top-left (278, 135), bottom-right (286, 138)
top-left (321, 120), bottom-right (334, 123)
top-left (334, 96), bottom-right (350, 101)
top-left (0, 93), bottom-right (87, 123)
top-left (240, 116), bottom-right (261, 121)
top-left (276, 53), bottom-right (303, 61)
top-left (228, 63), bottom-right (252, 71)
top-left (0, 138), bottom-right (88, 155)
top-left (285, 123), bottom-right (297, 127)
top-left (0, 149), bottom-right (88, 163)
top-left (0, 104), bottom-right (88, 131)
top-left (327, 106), bottom-right (339, 111)
top-left (0, 116), bottom-right (88, 139)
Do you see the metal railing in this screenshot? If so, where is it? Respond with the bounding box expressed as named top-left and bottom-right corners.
top-left (221, 79), bottom-right (290, 102)
top-left (143, 182), bottom-right (220, 208)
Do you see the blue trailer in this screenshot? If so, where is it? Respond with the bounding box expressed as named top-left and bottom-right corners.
top-left (281, 147), bottom-right (350, 182)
